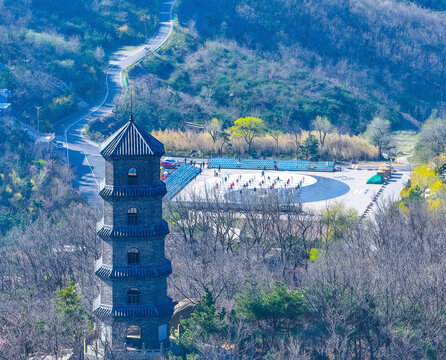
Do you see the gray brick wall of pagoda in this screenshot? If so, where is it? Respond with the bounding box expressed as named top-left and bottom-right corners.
top-left (94, 115), bottom-right (173, 358)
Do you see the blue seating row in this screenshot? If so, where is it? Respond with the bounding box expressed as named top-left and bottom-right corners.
top-left (277, 160), bottom-right (310, 171)
top-left (240, 159), bottom-right (275, 170)
top-left (164, 163), bottom-right (188, 186)
top-left (165, 164), bottom-right (201, 199)
top-left (314, 161), bottom-right (335, 172)
top-left (208, 158), bottom-right (334, 172)
top-left (208, 158), bottom-right (239, 169)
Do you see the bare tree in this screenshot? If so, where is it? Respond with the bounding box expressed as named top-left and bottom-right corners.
top-left (312, 116), bottom-right (334, 145)
top-left (206, 117), bottom-right (223, 144)
top-left (365, 117), bottom-right (393, 159)
top-left (287, 123), bottom-right (302, 159)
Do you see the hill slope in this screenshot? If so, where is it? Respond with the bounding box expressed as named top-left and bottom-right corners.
top-left (0, 0), bottom-right (161, 130)
top-left (182, 0), bottom-right (446, 124)
top-left (95, 0), bottom-right (446, 136)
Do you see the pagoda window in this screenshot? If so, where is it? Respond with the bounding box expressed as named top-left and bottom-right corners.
top-left (127, 248), bottom-right (140, 265)
top-left (127, 288), bottom-right (141, 304)
top-left (127, 207), bottom-right (138, 225)
top-left (128, 168), bottom-right (137, 185)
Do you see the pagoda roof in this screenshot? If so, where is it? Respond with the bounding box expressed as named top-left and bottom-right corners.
top-left (100, 116), bottom-right (164, 157)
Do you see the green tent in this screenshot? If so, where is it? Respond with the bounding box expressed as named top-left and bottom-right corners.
top-left (367, 174), bottom-right (385, 184)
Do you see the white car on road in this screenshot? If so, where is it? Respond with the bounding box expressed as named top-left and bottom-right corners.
top-left (53, 140), bottom-right (64, 149)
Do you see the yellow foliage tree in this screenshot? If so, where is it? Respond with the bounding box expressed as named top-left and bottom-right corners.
top-left (401, 163), bottom-right (446, 209)
top-left (411, 164), bottom-right (439, 190)
top-left (230, 117), bottom-right (265, 154)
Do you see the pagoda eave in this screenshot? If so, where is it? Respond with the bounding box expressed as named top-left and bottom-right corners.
top-left (96, 221), bottom-right (169, 239)
top-left (93, 298), bottom-right (174, 319)
top-left (95, 259), bottom-right (172, 279)
top-left (99, 183), bottom-right (167, 198)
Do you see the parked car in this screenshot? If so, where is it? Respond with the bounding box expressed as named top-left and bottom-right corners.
top-left (53, 140), bottom-right (64, 149)
top-left (161, 158), bottom-right (179, 169)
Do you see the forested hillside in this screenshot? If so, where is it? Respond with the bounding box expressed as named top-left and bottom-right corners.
top-left (0, 123), bottom-right (77, 233)
top-left (0, 0), bottom-right (160, 130)
top-left (125, 32), bottom-right (387, 133)
top-left (1, 1), bottom-right (446, 359)
top-left (0, 124), bottom-right (98, 359)
top-left (93, 0), bottom-right (446, 136)
top-left (178, 0), bottom-right (446, 127)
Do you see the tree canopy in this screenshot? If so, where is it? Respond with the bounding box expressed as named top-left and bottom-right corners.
top-left (415, 115), bottom-right (446, 161)
top-left (206, 118), bottom-right (223, 143)
top-left (312, 116), bottom-right (334, 145)
top-left (365, 117), bottom-right (393, 158)
top-left (229, 116), bottom-right (265, 154)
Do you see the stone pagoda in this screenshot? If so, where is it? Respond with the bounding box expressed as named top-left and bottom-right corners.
top-left (94, 114), bottom-right (173, 358)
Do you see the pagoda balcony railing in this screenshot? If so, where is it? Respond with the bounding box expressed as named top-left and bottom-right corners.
top-left (99, 181), bottom-right (167, 198)
top-left (93, 295), bottom-right (112, 313)
top-left (95, 257), bottom-right (172, 279)
top-left (96, 220), bottom-right (169, 238)
top-left (93, 298), bottom-right (174, 318)
top-left (94, 257), bottom-right (111, 273)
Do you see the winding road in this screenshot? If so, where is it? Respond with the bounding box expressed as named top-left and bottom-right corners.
top-left (54, 0), bottom-right (175, 206)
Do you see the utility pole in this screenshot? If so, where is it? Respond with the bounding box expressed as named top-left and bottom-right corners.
top-left (34, 105), bottom-right (42, 133)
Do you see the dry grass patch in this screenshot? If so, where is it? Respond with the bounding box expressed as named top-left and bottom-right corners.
top-left (152, 129), bottom-right (378, 160)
